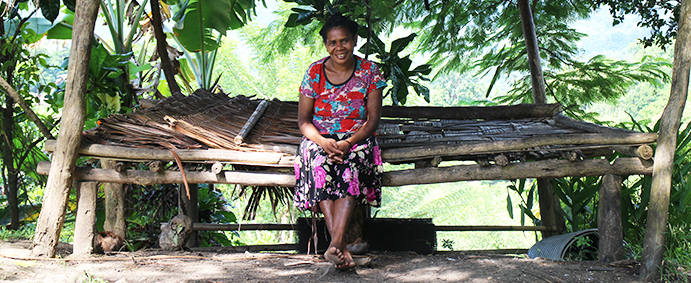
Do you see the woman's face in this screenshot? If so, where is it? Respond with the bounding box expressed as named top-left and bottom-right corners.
top-left (324, 27), bottom-right (356, 67)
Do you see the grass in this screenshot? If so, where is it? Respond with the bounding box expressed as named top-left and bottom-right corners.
top-left (0, 223), bottom-right (35, 241)
top-left (661, 223), bottom-right (691, 282)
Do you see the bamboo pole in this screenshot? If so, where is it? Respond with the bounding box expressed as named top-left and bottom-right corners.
top-left (38, 157), bottom-right (652, 187)
top-left (641, 0), bottom-right (691, 280)
top-left (381, 132), bottom-right (657, 162)
top-left (31, 0), bottom-right (100, 258)
top-left (381, 103), bottom-right (560, 120)
top-left (235, 100), bottom-right (270, 144)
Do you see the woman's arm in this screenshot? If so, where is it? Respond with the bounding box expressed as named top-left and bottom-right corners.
top-left (331, 87), bottom-right (383, 162)
top-left (298, 93), bottom-right (343, 158)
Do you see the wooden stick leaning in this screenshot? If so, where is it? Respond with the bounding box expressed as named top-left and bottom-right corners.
top-left (235, 100), bottom-right (270, 144)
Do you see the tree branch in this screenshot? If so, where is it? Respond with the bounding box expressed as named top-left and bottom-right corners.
top-left (150, 0), bottom-right (182, 96)
top-left (0, 76), bottom-right (54, 139)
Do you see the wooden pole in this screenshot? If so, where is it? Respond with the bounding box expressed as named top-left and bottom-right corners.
top-left (193, 223), bottom-right (296, 231)
top-left (641, 0), bottom-right (691, 279)
top-left (39, 157), bottom-right (652, 187)
top-left (381, 132), bottom-right (657, 162)
top-left (235, 100), bottom-right (270, 144)
top-left (101, 160), bottom-right (127, 239)
top-left (181, 183), bottom-right (199, 248)
top-left (381, 103), bottom-right (560, 120)
top-left (149, 0), bottom-right (181, 96)
top-left (382, 157), bottom-right (652, 187)
top-left (517, 0), bottom-right (546, 104)
top-left (598, 174), bottom-right (623, 263)
top-left (191, 223), bottom-right (559, 232)
top-left (31, 0), bottom-right (100, 258)
top-left (72, 181), bottom-right (98, 257)
top-left (44, 139), bottom-right (287, 165)
top-left (517, 0), bottom-right (562, 240)
top-left (0, 76), bottom-right (54, 139)
top-left (36, 161), bottom-right (297, 186)
top-left (536, 179), bottom-right (565, 238)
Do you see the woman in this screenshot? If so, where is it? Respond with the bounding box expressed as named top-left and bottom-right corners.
top-left (294, 14), bottom-right (386, 269)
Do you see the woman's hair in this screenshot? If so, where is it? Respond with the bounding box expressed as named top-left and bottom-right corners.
top-left (319, 13), bottom-right (359, 42)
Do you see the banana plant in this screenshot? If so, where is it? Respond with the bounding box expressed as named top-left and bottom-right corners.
top-left (163, 0), bottom-right (263, 90)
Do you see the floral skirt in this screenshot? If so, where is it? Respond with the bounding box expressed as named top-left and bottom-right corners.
top-left (293, 134), bottom-right (383, 212)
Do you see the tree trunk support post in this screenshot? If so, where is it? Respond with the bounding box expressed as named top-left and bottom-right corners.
top-left (641, 0), bottom-right (691, 280)
top-left (518, 0), bottom-right (563, 238)
top-left (536, 179), bottom-right (564, 238)
top-left (598, 174), bottom-right (623, 263)
top-left (73, 181), bottom-right (98, 256)
top-left (517, 0), bottom-right (546, 104)
top-left (31, 0), bottom-right (100, 258)
top-left (180, 183), bottom-right (199, 248)
top-left (102, 160), bottom-right (127, 239)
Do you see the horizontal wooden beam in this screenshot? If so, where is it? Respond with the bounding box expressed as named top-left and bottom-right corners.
top-left (191, 244), bottom-right (299, 253)
top-left (435, 225), bottom-right (559, 232)
top-left (193, 223), bottom-right (558, 232)
top-left (38, 157), bottom-right (652, 187)
top-left (36, 161), bottom-right (296, 186)
top-left (381, 103), bottom-right (562, 120)
top-left (44, 139), bottom-right (289, 165)
top-left (193, 223), bottom-right (296, 231)
top-left (381, 132), bottom-right (657, 162)
top-left (382, 157), bottom-right (654, 187)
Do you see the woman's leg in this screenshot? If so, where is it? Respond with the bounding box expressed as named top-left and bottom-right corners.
top-left (319, 196), bottom-right (357, 269)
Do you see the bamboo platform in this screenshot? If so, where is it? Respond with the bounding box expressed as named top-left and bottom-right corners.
top-left (45, 89), bottom-right (655, 171)
top-left (39, 89), bottom-right (654, 258)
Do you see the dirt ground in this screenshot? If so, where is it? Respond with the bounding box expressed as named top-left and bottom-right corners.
top-left (0, 239), bottom-right (647, 283)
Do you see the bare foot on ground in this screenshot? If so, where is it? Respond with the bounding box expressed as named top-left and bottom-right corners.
top-left (324, 246), bottom-right (345, 265)
top-left (335, 247), bottom-right (356, 270)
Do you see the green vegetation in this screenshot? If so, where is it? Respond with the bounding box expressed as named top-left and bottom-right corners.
top-left (1, 0), bottom-right (691, 281)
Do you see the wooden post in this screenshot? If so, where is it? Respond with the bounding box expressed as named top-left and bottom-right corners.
top-left (31, 0), bottom-right (100, 258)
top-left (517, 0), bottom-right (562, 239)
top-left (536, 179), bottom-right (565, 238)
top-left (598, 174), bottom-right (623, 263)
top-left (149, 0), bottom-right (181, 96)
top-left (180, 183), bottom-right (199, 248)
top-left (101, 160), bottom-right (127, 239)
top-left (641, 0), bottom-right (691, 280)
top-left (517, 0), bottom-right (546, 104)
top-left (73, 181), bottom-right (98, 256)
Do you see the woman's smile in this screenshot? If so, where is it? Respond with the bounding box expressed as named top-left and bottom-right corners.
top-left (325, 27), bottom-right (356, 67)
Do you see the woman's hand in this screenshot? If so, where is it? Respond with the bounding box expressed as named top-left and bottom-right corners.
top-left (319, 138), bottom-right (343, 162)
top-left (327, 140), bottom-right (353, 164)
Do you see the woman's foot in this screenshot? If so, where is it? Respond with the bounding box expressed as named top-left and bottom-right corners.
top-left (325, 246), bottom-right (345, 265)
top-left (335, 247), bottom-right (356, 270)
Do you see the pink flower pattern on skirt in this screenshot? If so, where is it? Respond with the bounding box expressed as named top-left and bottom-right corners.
top-left (293, 134), bottom-right (382, 212)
